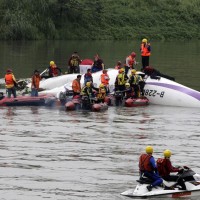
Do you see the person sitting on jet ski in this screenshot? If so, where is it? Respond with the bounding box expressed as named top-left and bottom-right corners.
top-left (139, 146), bottom-right (163, 191)
top-left (156, 149), bottom-right (186, 190)
top-left (143, 66), bottom-right (175, 81)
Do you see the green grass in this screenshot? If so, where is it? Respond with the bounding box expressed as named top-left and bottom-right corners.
top-left (0, 0), bottom-right (200, 40)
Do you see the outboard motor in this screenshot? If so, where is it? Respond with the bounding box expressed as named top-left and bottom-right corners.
top-left (59, 91), bottom-right (67, 105)
top-left (81, 96), bottom-right (91, 110)
top-left (0, 92), bottom-right (4, 100)
top-left (114, 91), bottom-right (124, 106)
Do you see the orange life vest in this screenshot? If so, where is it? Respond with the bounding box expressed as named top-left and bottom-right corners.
top-left (141, 43), bottom-right (151, 56)
top-left (139, 154), bottom-right (153, 172)
top-left (101, 73), bottom-right (109, 85)
top-left (72, 79), bottom-right (81, 93)
top-left (5, 74), bottom-right (15, 88)
top-left (31, 75), bottom-right (41, 89)
top-left (127, 55), bottom-right (135, 68)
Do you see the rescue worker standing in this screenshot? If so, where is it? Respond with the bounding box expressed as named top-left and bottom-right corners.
top-left (68, 51), bottom-right (82, 73)
top-left (81, 82), bottom-right (95, 98)
top-left (31, 70), bottom-right (41, 97)
top-left (139, 146), bottom-right (163, 191)
top-left (4, 69), bottom-right (17, 98)
top-left (156, 150), bottom-right (186, 190)
top-left (72, 75), bottom-right (82, 96)
top-left (100, 69), bottom-right (110, 93)
top-left (140, 38), bottom-right (151, 70)
top-left (125, 52), bottom-right (137, 75)
top-left (115, 68), bottom-right (128, 92)
top-left (129, 69), bottom-right (145, 98)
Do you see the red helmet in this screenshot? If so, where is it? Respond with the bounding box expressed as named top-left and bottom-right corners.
top-left (131, 52), bottom-right (136, 57)
top-left (6, 69), bottom-right (12, 73)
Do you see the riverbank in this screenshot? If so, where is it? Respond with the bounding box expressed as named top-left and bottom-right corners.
top-left (0, 0), bottom-right (199, 40)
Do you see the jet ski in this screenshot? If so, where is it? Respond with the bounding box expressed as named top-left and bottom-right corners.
top-left (121, 167), bottom-right (200, 198)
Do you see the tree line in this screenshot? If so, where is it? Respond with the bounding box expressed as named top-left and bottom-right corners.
top-left (0, 0), bottom-right (199, 40)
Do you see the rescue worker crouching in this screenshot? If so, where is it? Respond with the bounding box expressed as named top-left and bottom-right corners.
top-left (48, 61), bottom-right (61, 78)
top-left (156, 149), bottom-right (186, 190)
top-left (139, 146), bottom-right (163, 191)
top-left (124, 83), bottom-right (134, 99)
top-left (96, 84), bottom-right (107, 103)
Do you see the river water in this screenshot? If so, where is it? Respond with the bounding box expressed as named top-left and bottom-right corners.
top-left (0, 40), bottom-right (200, 200)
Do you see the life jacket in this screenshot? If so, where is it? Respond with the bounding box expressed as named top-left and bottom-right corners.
top-left (97, 87), bottom-right (106, 100)
top-left (101, 73), bottom-right (109, 85)
top-left (81, 86), bottom-right (92, 96)
top-left (129, 74), bottom-right (142, 85)
top-left (156, 158), bottom-right (168, 177)
top-left (125, 87), bottom-right (134, 98)
top-left (72, 79), bottom-right (81, 93)
top-left (139, 154), bottom-right (153, 172)
top-left (5, 73), bottom-right (15, 88)
top-left (70, 57), bottom-right (79, 66)
top-left (141, 43), bottom-right (151, 56)
top-left (117, 73), bottom-right (126, 85)
top-left (52, 67), bottom-right (59, 76)
top-left (31, 75), bottom-right (41, 89)
top-left (127, 55), bottom-right (135, 68)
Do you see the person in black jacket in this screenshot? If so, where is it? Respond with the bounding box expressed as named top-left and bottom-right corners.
top-left (144, 66), bottom-right (175, 81)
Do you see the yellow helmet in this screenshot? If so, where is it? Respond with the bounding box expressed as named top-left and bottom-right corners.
top-left (125, 83), bottom-right (130, 87)
top-left (50, 61), bottom-right (55, 66)
top-left (131, 69), bottom-right (136, 74)
top-left (146, 146), bottom-right (153, 154)
top-left (142, 38), bottom-right (147, 43)
top-left (121, 68), bottom-right (125, 72)
top-left (99, 83), bottom-right (104, 88)
top-left (163, 149), bottom-right (172, 158)
top-left (86, 82), bottom-right (91, 87)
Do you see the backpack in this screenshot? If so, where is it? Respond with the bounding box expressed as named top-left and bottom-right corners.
top-left (156, 158), bottom-right (167, 177)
